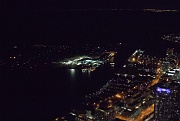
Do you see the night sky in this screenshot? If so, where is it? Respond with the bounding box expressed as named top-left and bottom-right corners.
top-left (1, 0), bottom-right (180, 47)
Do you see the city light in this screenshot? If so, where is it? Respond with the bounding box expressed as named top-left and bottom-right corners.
top-left (55, 117), bottom-right (59, 121)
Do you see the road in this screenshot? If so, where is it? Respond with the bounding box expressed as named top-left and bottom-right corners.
top-left (133, 104), bottom-right (154, 121)
top-left (148, 71), bottom-right (162, 88)
top-left (115, 114), bottom-right (130, 121)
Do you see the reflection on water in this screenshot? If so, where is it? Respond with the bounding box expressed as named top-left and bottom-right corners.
top-left (68, 69), bottom-right (77, 81)
top-left (68, 69), bottom-right (92, 81)
top-left (69, 69), bottom-right (75, 77)
top-left (82, 69), bottom-right (91, 78)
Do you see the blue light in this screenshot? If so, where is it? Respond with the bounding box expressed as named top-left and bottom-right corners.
top-left (157, 87), bottom-right (170, 93)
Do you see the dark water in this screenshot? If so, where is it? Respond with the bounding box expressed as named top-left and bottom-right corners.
top-left (1, 64), bottom-right (115, 121)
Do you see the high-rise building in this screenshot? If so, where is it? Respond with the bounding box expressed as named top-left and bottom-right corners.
top-left (166, 48), bottom-right (178, 68)
top-left (154, 81), bottom-right (180, 121)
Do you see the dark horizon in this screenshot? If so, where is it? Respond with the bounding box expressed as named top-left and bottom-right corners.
top-left (1, 11), bottom-right (180, 45)
top-left (1, 0), bottom-right (180, 47)
top-left (2, 0), bottom-right (180, 11)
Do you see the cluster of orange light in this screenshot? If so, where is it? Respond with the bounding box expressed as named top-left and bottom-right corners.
top-left (115, 115), bottom-right (130, 121)
top-left (115, 93), bottom-right (122, 98)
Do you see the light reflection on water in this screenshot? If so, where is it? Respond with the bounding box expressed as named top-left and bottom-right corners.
top-left (68, 69), bottom-right (91, 81)
top-left (67, 69), bottom-right (77, 82)
top-left (69, 69), bottom-right (75, 77)
top-left (82, 69), bottom-right (91, 78)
